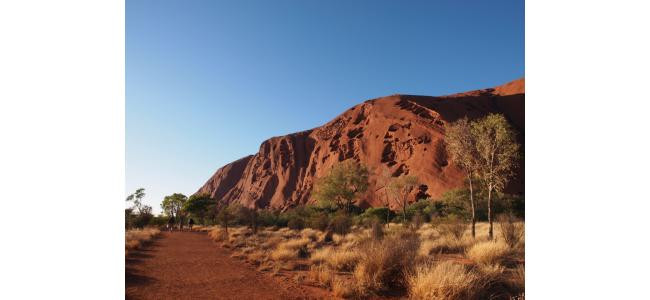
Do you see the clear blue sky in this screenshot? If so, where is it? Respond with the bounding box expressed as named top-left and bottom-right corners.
top-left (126, 0), bottom-right (524, 213)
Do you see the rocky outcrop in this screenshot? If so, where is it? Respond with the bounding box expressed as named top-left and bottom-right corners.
top-left (196, 78), bottom-right (524, 210)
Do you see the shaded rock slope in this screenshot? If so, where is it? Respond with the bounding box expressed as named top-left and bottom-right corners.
top-left (197, 78), bottom-right (524, 210)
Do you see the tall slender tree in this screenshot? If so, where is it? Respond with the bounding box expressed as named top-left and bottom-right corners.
top-left (388, 174), bottom-right (419, 222)
top-left (472, 114), bottom-right (520, 239)
top-left (445, 117), bottom-right (480, 237)
top-left (126, 188), bottom-right (146, 214)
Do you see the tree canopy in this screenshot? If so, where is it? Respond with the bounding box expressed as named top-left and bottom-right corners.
top-left (161, 193), bottom-right (187, 218)
top-left (312, 160), bottom-right (369, 213)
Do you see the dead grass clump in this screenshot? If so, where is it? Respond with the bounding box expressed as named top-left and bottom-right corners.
top-left (260, 236), bottom-right (284, 250)
top-left (125, 228), bottom-right (160, 252)
top-left (420, 235), bottom-right (475, 255)
top-left (332, 276), bottom-right (357, 298)
top-left (247, 250), bottom-right (267, 265)
top-left (371, 220), bottom-right (384, 240)
top-left (300, 228), bottom-right (320, 241)
top-left (270, 247), bottom-right (298, 261)
top-left (328, 248), bottom-right (362, 271)
top-left (309, 247), bottom-right (333, 265)
top-left (498, 214), bottom-right (524, 248)
top-left (509, 264), bottom-right (525, 293)
top-left (270, 237), bottom-right (311, 261)
top-left (353, 233), bottom-right (420, 295)
top-left (466, 240), bottom-right (511, 265)
top-left (208, 227), bottom-right (228, 242)
top-left (436, 219), bottom-right (467, 240)
top-left (309, 265), bottom-right (335, 288)
top-left (406, 261), bottom-right (479, 300)
top-left (278, 237), bottom-right (310, 250)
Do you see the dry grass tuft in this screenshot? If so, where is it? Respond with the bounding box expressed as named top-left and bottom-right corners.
top-left (300, 228), bottom-right (320, 241)
top-left (406, 261), bottom-right (479, 300)
top-left (270, 247), bottom-right (298, 261)
top-left (125, 228), bottom-right (160, 253)
top-left (466, 240), bottom-right (511, 265)
top-left (309, 265), bottom-right (335, 288)
top-left (498, 215), bottom-right (525, 248)
top-left (419, 235), bottom-right (476, 256)
top-left (353, 233), bottom-right (420, 295)
top-left (208, 227), bottom-right (228, 242)
top-left (332, 276), bottom-right (357, 298)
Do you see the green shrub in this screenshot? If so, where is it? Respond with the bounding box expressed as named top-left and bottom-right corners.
top-left (309, 213), bottom-right (330, 231)
top-left (288, 217), bottom-right (305, 230)
top-left (359, 207), bottom-right (393, 224)
top-left (329, 213), bottom-right (353, 235)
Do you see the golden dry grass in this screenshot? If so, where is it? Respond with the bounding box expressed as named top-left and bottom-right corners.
top-left (308, 264), bottom-right (335, 287)
top-left (270, 247), bottom-right (298, 261)
top-left (418, 234), bottom-right (477, 256)
top-left (406, 261), bottom-right (479, 300)
top-left (466, 240), bottom-right (511, 265)
top-left (205, 221), bottom-right (524, 298)
top-left (125, 227), bottom-right (160, 253)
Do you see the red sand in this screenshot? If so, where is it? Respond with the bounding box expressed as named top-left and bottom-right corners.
top-left (126, 232), bottom-right (331, 299)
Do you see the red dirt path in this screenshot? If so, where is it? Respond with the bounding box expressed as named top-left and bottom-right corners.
top-left (126, 231), bottom-right (330, 300)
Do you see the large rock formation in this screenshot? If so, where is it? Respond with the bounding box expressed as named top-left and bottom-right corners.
top-left (197, 78), bottom-right (524, 210)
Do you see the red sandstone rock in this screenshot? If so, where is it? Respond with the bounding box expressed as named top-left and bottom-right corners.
top-left (196, 78), bottom-right (524, 210)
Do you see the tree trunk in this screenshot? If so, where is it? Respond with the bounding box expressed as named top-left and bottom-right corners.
top-left (469, 174), bottom-right (476, 238)
top-left (488, 186), bottom-right (493, 240)
top-left (384, 190), bottom-right (390, 228)
top-left (402, 198), bottom-right (406, 224)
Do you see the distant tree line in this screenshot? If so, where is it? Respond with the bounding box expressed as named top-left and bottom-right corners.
top-left (126, 113), bottom-right (522, 239)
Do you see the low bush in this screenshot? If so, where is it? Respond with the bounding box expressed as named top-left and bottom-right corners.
top-left (308, 214), bottom-right (330, 231)
top-left (329, 213), bottom-right (353, 235)
top-left (287, 217), bottom-right (305, 230)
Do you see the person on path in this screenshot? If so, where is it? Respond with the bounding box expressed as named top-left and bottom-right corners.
top-left (188, 218), bottom-right (195, 231)
top-left (167, 215), bottom-right (175, 232)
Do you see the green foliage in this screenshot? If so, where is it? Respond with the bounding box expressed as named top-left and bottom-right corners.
top-left (358, 207), bottom-right (393, 225)
top-left (161, 193), bottom-right (187, 218)
top-left (217, 204), bottom-right (235, 229)
top-left (312, 160), bottom-right (369, 212)
top-left (126, 188), bottom-right (146, 214)
top-left (258, 209), bottom-right (283, 227)
top-left (125, 188), bottom-right (154, 229)
top-left (308, 213), bottom-right (330, 231)
top-left (287, 216), bottom-right (305, 230)
top-left (329, 213), bottom-right (353, 235)
top-left (471, 114), bottom-right (520, 193)
top-left (148, 214), bottom-right (169, 227)
top-left (387, 174), bottom-right (420, 221)
top-left (182, 193), bottom-right (214, 223)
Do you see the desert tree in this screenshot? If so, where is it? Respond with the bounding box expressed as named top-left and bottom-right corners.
top-left (183, 193), bottom-right (214, 224)
top-left (388, 174), bottom-right (419, 222)
top-left (374, 166), bottom-right (394, 226)
top-left (161, 193), bottom-right (187, 219)
top-left (312, 160), bottom-right (369, 213)
top-left (472, 114), bottom-right (520, 239)
top-left (445, 117), bottom-right (480, 237)
top-left (126, 188), bottom-right (146, 214)
top-left (217, 205), bottom-right (235, 234)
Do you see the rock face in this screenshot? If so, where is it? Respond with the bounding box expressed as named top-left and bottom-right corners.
top-left (196, 78), bottom-right (524, 210)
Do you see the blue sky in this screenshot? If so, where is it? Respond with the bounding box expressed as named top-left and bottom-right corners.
top-left (126, 0), bottom-right (524, 213)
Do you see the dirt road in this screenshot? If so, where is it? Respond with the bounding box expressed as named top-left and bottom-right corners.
top-left (126, 231), bottom-right (326, 300)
